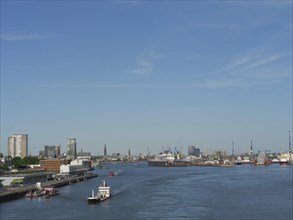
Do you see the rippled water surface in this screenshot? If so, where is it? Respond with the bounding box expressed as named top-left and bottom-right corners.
top-left (1, 163), bottom-right (292, 220)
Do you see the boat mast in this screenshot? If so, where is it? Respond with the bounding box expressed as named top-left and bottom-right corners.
top-left (232, 141), bottom-right (234, 162)
top-left (289, 130), bottom-right (292, 163)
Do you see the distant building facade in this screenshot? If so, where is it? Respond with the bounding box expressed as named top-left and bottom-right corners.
top-left (8, 134), bottom-right (28, 158)
top-left (188, 145), bottom-right (200, 157)
top-left (44, 145), bottom-right (61, 158)
top-left (77, 151), bottom-right (91, 157)
top-left (67, 138), bottom-right (77, 160)
top-left (60, 159), bottom-right (92, 176)
top-left (40, 159), bottom-right (63, 172)
top-left (39, 150), bottom-right (45, 157)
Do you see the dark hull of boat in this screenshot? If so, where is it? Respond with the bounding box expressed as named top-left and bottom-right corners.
top-left (88, 196), bottom-right (110, 203)
top-left (88, 198), bottom-right (100, 203)
top-left (45, 193), bottom-right (59, 198)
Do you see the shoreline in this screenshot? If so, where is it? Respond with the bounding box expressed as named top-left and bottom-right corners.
top-left (0, 173), bottom-right (97, 203)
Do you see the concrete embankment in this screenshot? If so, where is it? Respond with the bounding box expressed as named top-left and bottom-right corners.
top-left (0, 185), bottom-right (34, 203)
top-left (0, 173), bottom-right (97, 203)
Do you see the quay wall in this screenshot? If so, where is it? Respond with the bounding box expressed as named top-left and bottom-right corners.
top-left (0, 173), bottom-right (97, 203)
top-left (0, 185), bottom-right (34, 203)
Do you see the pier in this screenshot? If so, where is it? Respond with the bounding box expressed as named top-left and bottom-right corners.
top-left (41, 173), bottom-right (97, 187)
top-left (0, 173), bottom-right (97, 203)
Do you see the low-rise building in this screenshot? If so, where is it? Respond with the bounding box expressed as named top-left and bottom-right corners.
top-left (59, 158), bottom-right (92, 177)
top-left (40, 159), bottom-right (63, 172)
top-left (60, 164), bottom-right (84, 176)
top-left (70, 158), bottom-right (92, 171)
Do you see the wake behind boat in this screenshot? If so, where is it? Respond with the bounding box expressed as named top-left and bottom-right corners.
top-left (87, 180), bottom-right (111, 203)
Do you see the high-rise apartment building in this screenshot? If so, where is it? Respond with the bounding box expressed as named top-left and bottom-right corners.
top-left (44, 145), bottom-right (61, 158)
top-left (67, 138), bottom-right (77, 160)
top-left (8, 134), bottom-right (28, 158)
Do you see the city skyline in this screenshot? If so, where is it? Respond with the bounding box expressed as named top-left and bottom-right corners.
top-left (1, 1), bottom-right (292, 155)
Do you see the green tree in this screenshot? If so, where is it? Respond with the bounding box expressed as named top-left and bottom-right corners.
top-left (12, 157), bottom-right (25, 168)
top-left (23, 156), bottom-right (40, 165)
top-left (0, 161), bottom-right (9, 172)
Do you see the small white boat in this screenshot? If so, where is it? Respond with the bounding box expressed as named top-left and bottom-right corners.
top-left (87, 180), bottom-right (111, 203)
top-left (279, 157), bottom-right (288, 165)
top-left (235, 156), bottom-right (243, 165)
top-left (271, 158), bottom-right (280, 163)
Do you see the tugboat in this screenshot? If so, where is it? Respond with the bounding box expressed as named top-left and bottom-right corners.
top-left (87, 180), bottom-right (111, 203)
top-left (43, 186), bottom-right (59, 197)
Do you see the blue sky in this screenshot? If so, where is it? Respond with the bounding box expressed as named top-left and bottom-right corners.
top-left (1, 1), bottom-right (292, 156)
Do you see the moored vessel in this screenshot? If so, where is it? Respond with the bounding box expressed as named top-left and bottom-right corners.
top-left (235, 156), bottom-right (243, 165)
top-left (148, 151), bottom-right (187, 167)
top-left (25, 188), bottom-right (45, 198)
top-left (271, 158), bottom-right (280, 163)
top-left (43, 186), bottom-right (59, 197)
top-left (279, 157), bottom-right (288, 165)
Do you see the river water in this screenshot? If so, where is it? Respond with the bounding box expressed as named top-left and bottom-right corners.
top-left (0, 163), bottom-right (292, 220)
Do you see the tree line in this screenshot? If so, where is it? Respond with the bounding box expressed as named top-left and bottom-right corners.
top-left (0, 155), bottom-right (40, 170)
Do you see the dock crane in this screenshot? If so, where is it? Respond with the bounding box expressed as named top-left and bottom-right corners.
top-left (147, 147), bottom-right (150, 156)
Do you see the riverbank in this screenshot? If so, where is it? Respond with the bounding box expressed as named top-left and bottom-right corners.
top-left (0, 173), bottom-right (97, 203)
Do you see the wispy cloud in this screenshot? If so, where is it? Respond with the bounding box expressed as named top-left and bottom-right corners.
top-left (129, 58), bottom-right (154, 76)
top-left (246, 52), bottom-right (291, 69)
top-left (0, 32), bottom-right (58, 40)
top-left (196, 78), bottom-right (278, 89)
top-left (222, 51), bottom-right (292, 72)
top-left (129, 50), bottom-right (164, 76)
top-left (148, 51), bottom-right (165, 59)
top-left (222, 55), bottom-right (261, 71)
top-left (33, 78), bottom-right (279, 89)
top-left (192, 22), bottom-right (240, 29)
top-left (253, 70), bottom-right (291, 80)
